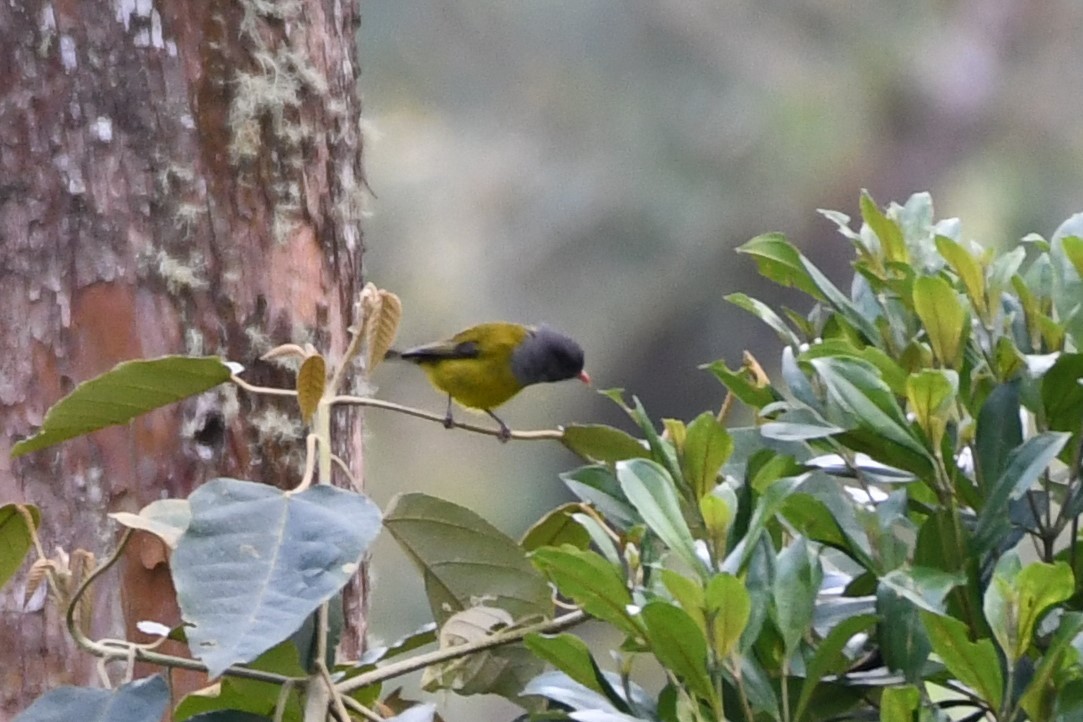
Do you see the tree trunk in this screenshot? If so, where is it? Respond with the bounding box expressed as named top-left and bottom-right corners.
top-left (0, 0), bottom-right (366, 716)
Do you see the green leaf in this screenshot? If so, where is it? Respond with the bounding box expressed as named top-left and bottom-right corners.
top-left (524, 633), bottom-right (628, 711)
top-left (723, 475), bottom-right (800, 574)
top-left (861, 190), bottom-right (907, 263)
top-left (704, 572), bottom-right (750, 658)
top-left (760, 408), bottom-right (845, 442)
top-left (737, 232), bottom-right (823, 299)
top-left (520, 503), bottom-right (591, 552)
top-left (109, 499), bottom-right (191, 549)
top-left (681, 412), bottom-right (732, 499)
top-left (975, 382), bottom-right (1022, 490)
top-left (936, 235), bottom-right (988, 318)
top-left (627, 397), bottom-right (683, 484)
top-left (879, 566), bottom-right (964, 614)
top-left (973, 432), bottom-right (1070, 556)
top-left (772, 537), bottom-right (822, 655)
top-left (562, 424), bottom-right (649, 465)
top-left (174, 641), bottom-right (306, 721)
top-left (983, 556), bottom-right (1074, 662)
top-left (522, 670), bottom-right (654, 718)
top-left (384, 493), bottom-right (551, 625)
top-left (808, 356), bottom-right (931, 471)
top-left (701, 359), bottom-right (777, 409)
top-left (640, 602), bottom-right (717, 708)
top-left (877, 583), bottom-right (931, 683)
top-left (560, 465), bottom-right (639, 531)
top-left (531, 546), bottom-right (639, 636)
top-left (661, 568), bottom-right (706, 633)
top-left (616, 459), bottom-right (703, 574)
top-left (173, 478), bottom-right (382, 677)
top-left (1041, 353), bottom-right (1083, 443)
top-left (879, 685), bottom-right (920, 722)
top-left (794, 614), bottom-right (877, 721)
top-left (1019, 611), bottom-right (1083, 722)
top-left (0, 504), bottom-right (39, 590)
top-left (919, 611), bottom-right (1003, 709)
top-left (912, 275), bottom-right (968, 368)
top-left (726, 292), bottom-right (802, 347)
top-left (12, 356), bottom-right (232, 457)
top-left (14, 675), bottom-right (169, 722)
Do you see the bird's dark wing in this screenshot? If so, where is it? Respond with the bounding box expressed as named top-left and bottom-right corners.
top-left (399, 339), bottom-right (480, 362)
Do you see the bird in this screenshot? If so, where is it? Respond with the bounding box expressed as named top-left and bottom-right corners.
top-left (394, 322), bottom-right (590, 441)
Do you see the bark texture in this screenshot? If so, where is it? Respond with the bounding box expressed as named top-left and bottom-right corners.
top-left (0, 0), bottom-right (366, 715)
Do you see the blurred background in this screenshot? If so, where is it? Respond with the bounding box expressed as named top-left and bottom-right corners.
top-left (358, 1), bottom-right (1083, 716)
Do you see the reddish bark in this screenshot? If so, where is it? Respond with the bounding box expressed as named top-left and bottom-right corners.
top-left (0, 0), bottom-right (365, 716)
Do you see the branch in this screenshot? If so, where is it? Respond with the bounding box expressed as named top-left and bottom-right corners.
top-left (337, 609), bottom-right (587, 695)
top-left (331, 394), bottom-right (565, 441)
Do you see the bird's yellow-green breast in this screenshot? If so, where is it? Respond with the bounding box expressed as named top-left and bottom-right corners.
top-left (405, 322), bottom-right (532, 410)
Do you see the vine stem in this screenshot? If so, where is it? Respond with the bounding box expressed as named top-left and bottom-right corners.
top-left (65, 529), bottom-right (302, 685)
top-left (336, 610), bottom-right (588, 695)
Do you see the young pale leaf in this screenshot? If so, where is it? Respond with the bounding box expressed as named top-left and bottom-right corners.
top-left (661, 568), bottom-right (706, 633)
top-left (531, 546), bottom-right (640, 637)
top-left (912, 275), bottom-right (968, 369)
top-left (12, 356), bottom-right (232, 457)
top-left (364, 287), bottom-right (402, 372)
top-left (983, 558), bottom-right (1074, 662)
top-left (639, 602), bottom-right (718, 709)
top-left (173, 478), bottom-right (381, 678)
top-left (520, 503), bottom-right (592, 552)
top-left (704, 572), bottom-right (751, 658)
top-left (109, 499), bottom-right (191, 548)
top-left (919, 611), bottom-right (1003, 710)
top-left (384, 493), bottom-right (551, 625)
top-left (861, 190), bottom-right (907, 263)
top-left (295, 353), bottom-right (326, 423)
top-left (905, 369), bottom-right (957, 446)
top-left (0, 504), bottom-right (39, 590)
top-left (616, 459), bottom-right (704, 574)
top-left (14, 675), bottom-right (169, 722)
top-left (737, 232), bottom-right (824, 300)
top-left (936, 235), bottom-right (988, 318)
top-left (681, 412), bottom-right (732, 499)
top-left (879, 685), bottom-right (921, 722)
top-left (562, 425), bottom-right (650, 465)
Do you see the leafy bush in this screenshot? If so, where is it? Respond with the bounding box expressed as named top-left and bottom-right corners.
top-left (6, 193), bottom-right (1083, 721)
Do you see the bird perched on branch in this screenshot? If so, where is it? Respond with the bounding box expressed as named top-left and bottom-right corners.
top-left (394, 322), bottom-right (590, 440)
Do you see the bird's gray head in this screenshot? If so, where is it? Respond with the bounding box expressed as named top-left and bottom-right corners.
top-left (510, 326), bottom-right (587, 387)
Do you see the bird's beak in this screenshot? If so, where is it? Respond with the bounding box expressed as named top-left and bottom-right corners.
top-left (578, 370), bottom-right (592, 384)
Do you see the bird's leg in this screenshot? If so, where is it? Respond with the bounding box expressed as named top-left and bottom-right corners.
top-left (443, 395), bottom-right (455, 429)
top-left (486, 410), bottom-right (511, 443)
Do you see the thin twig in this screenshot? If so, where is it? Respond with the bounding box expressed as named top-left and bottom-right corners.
top-left (331, 395), bottom-right (564, 441)
top-left (337, 610), bottom-right (588, 695)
